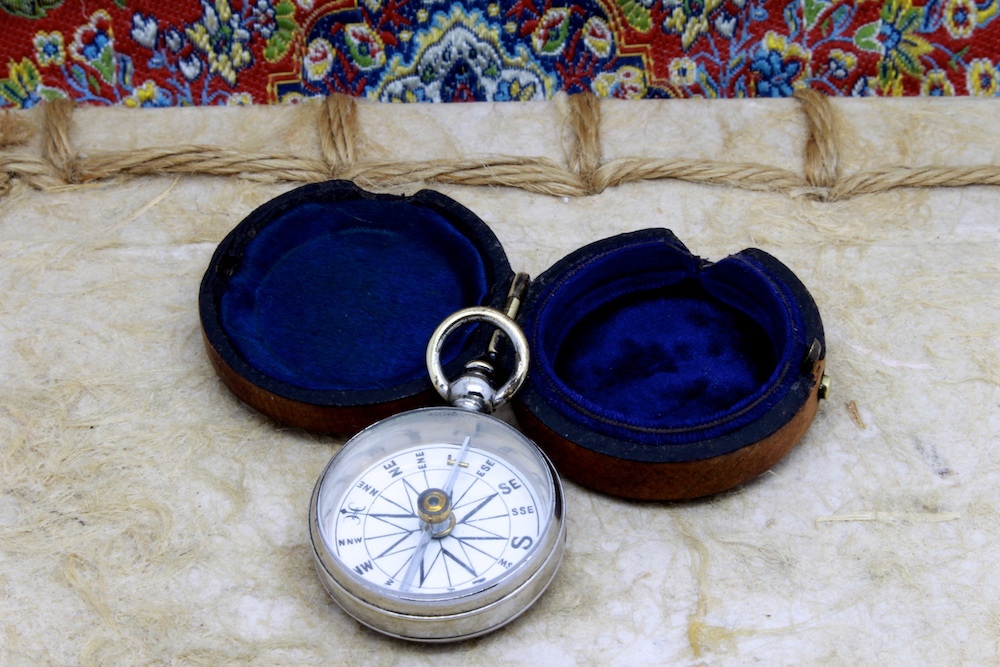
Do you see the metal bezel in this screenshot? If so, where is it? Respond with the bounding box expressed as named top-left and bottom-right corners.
top-left (308, 408), bottom-right (566, 641)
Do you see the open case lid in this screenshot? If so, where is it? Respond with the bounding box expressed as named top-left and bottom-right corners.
top-left (513, 229), bottom-right (826, 501)
top-left (199, 181), bottom-right (513, 433)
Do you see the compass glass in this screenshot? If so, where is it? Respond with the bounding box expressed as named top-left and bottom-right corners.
top-left (325, 441), bottom-right (544, 595)
top-left (313, 407), bottom-right (558, 603)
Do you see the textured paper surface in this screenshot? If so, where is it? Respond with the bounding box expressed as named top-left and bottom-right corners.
top-left (1, 100), bottom-right (999, 666)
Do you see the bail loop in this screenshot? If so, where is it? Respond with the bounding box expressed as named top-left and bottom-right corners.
top-left (426, 275), bottom-right (531, 413)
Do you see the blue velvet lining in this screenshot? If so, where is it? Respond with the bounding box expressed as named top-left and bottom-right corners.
top-left (219, 199), bottom-right (489, 391)
top-left (527, 236), bottom-right (808, 445)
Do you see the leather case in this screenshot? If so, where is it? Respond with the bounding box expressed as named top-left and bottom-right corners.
top-left (512, 229), bottom-right (825, 500)
top-left (199, 180), bottom-right (513, 433)
top-left (200, 182), bottom-right (824, 499)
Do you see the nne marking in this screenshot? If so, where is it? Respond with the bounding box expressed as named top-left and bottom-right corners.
top-left (355, 480), bottom-right (379, 497)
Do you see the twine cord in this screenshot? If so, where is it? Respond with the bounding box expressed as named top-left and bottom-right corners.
top-left (592, 157), bottom-right (808, 193)
top-left (0, 92), bottom-right (997, 201)
top-left (318, 94), bottom-right (359, 176)
top-left (42, 98), bottom-right (77, 184)
top-left (794, 88), bottom-right (839, 190)
top-left (345, 156), bottom-right (589, 198)
top-left (76, 145), bottom-right (330, 183)
top-left (567, 92), bottom-right (602, 192)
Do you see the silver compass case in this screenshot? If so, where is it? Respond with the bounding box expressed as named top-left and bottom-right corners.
top-left (309, 407), bottom-right (566, 641)
top-left (308, 305), bottom-right (566, 642)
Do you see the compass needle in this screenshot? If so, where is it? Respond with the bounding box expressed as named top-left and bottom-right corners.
top-left (443, 435), bottom-right (471, 497)
top-left (399, 530), bottom-right (433, 593)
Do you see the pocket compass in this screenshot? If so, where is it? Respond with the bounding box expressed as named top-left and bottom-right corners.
top-left (309, 279), bottom-right (566, 642)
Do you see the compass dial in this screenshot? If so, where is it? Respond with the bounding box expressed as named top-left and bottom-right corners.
top-left (324, 442), bottom-right (544, 595)
top-left (309, 407), bottom-right (565, 641)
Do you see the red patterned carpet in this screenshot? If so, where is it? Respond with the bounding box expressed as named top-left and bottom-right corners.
top-left (2, 0), bottom-right (999, 105)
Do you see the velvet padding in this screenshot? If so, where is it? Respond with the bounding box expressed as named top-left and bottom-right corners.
top-left (518, 229), bottom-right (824, 453)
top-left (200, 181), bottom-right (512, 409)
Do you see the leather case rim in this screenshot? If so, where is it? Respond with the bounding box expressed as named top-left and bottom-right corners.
top-left (199, 180), bottom-right (513, 432)
top-left (513, 229), bottom-right (825, 499)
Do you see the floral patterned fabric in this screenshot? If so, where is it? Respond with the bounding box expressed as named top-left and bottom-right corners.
top-left (1, 0), bottom-right (999, 106)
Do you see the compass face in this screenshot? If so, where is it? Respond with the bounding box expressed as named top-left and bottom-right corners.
top-left (320, 442), bottom-right (544, 596)
top-left (310, 407), bottom-right (564, 641)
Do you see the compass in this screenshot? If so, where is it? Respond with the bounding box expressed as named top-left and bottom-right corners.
top-left (309, 299), bottom-right (566, 642)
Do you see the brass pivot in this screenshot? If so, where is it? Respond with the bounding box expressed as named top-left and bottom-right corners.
top-left (417, 488), bottom-right (456, 538)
